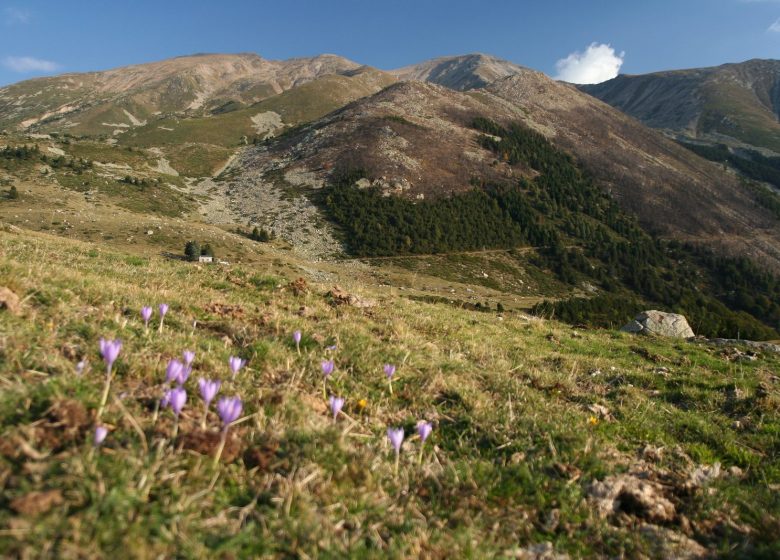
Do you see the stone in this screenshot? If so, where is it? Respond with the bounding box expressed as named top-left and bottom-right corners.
top-left (621, 310), bottom-right (694, 338)
top-left (639, 525), bottom-right (708, 559)
top-left (0, 286), bottom-right (21, 316)
top-left (326, 285), bottom-right (376, 308)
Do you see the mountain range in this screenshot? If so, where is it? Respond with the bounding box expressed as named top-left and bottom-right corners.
top-left (2, 51), bottom-right (780, 339)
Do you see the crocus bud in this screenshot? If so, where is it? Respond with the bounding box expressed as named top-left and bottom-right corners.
top-left (94, 425), bottom-right (108, 446)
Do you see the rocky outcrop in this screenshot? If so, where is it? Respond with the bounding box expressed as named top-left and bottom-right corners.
top-left (621, 310), bottom-right (695, 338)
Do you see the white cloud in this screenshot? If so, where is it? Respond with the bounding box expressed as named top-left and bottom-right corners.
top-left (4, 7), bottom-right (30, 24)
top-left (2, 56), bottom-right (60, 73)
top-left (768, 18), bottom-right (780, 32)
top-left (554, 43), bottom-right (625, 84)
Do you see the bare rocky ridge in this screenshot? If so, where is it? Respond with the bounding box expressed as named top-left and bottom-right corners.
top-left (391, 53), bottom-right (528, 91)
top-left (580, 59), bottom-right (780, 153)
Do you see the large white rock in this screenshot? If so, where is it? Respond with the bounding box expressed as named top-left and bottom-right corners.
top-left (621, 310), bottom-right (695, 338)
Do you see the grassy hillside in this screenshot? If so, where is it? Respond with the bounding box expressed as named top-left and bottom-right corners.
top-left (120, 70), bottom-right (397, 149)
top-left (0, 227), bottom-right (779, 558)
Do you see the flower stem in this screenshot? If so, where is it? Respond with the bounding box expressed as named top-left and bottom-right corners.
top-left (394, 450), bottom-right (399, 476)
top-left (201, 407), bottom-right (208, 431)
top-left (172, 415), bottom-right (179, 441)
top-left (212, 427), bottom-right (228, 469)
top-left (158, 316), bottom-right (165, 334)
top-left (96, 366), bottom-right (113, 420)
top-left (418, 444), bottom-right (424, 465)
top-left (151, 398), bottom-right (160, 426)
top-left (388, 378), bottom-right (393, 396)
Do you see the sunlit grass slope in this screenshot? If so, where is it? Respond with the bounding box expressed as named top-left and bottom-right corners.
top-left (0, 228), bottom-right (778, 558)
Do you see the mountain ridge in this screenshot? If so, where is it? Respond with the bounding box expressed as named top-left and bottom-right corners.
top-left (580, 58), bottom-right (780, 152)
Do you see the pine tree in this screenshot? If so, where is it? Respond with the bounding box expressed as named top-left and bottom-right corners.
top-left (184, 241), bottom-right (201, 262)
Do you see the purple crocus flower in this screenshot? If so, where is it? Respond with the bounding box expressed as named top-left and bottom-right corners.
top-left (212, 396), bottom-right (243, 466)
top-left (165, 359), bottom-right (184, 385)
top-left (329, 395), bottom-right (345, 420)
top-left (94, 425), bottom-right (108, 446)
top-left (178, 365), bottom-right (192, 385)
top-left (321, 360), bottom-right (335, 378)
top-left (229, 356), bottom-right (246, 377)
top-left (387, 427), bottom-right (405, 453)
top-left (417, 421), bottom-right (433, 443)
top-left (99, 338), bottom-right (122, 373)
top-left (182, 350), bottom-right (195, 366)
top-left (198, 378), bottom-right (221, 406)
top-left (293, 330), bottom-right (302, 345)
top-left (216, 396), bottom-right (243, 427)
top-left (384, 364), bottom-right (396, 380)
top-left (168, 387), bottom-right (186, 416)
top-left (326, 344), bottom-right (337, 351)
top-left (161, 390), bottom-right (171, 408)
top-left (158, 303), bottom-right (169, 333)
top-left (141, 306), bottom-right (152, 327)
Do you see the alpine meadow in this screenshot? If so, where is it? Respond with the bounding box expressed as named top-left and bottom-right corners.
top-left (1, 2), bottom-right (780, 558)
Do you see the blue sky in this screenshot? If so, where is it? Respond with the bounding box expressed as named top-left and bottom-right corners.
top-left (1, 0), bottom-right (780, 86)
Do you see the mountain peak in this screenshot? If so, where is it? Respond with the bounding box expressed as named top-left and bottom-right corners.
top-left (391, 53), bottom-right (527, 91)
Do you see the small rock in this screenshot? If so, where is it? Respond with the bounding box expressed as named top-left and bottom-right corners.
top-left (728, 466), bottom-right (744, 478)
top-left (687, 463), bottom-right (721, 488)
top-left (587, 403), bottom-right (612, 421)
top-left (289, 277), bottom-right (308, 296)
top-left (639, 524), bottom-right (707, 559)
top-left (0, 286), bottom-right (21, 316)
top-left (326, 285), bottom-right (376, 308)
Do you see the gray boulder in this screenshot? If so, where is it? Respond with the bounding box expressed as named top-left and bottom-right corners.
top-left (621, 310), bottom-right (694, 338)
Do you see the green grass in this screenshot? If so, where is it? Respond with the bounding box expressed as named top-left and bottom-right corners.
top-left (0, 229), bottom-right (779, 558)
top-left (54, 171), bottom-right (195, 217)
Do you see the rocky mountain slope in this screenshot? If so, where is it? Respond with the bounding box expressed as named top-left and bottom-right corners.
top-left (232, 69), bottom-right (780, 271)
top-left (0, 52), bottom-right (363, 136)
top-left (580, 59), bottom-right (780, 153)
top-left (390, 53), bottom-right (527, 91)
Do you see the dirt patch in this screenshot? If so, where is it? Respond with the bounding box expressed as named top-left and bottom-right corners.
top-left (11, 490), bottom-right (64, 516)
top-left (243, 440), bottom-right (279, 470)
top-left (180, 430), bottom-right (243, 463)
top-left (35, 399), bottom-right (92, 451)
top-left (204, 302), bottom-right (246, 319)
